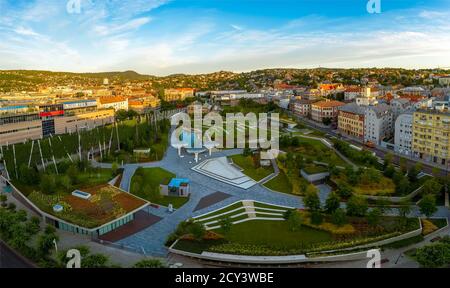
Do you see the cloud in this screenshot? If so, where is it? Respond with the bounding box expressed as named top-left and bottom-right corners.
top-left (94, 17), bottom-right (152, 36)
top-left (0, 2), bottom-right (449, 74)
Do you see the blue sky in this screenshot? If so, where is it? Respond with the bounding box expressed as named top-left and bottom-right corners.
top-left (0, 0), bottom-right (449, 75)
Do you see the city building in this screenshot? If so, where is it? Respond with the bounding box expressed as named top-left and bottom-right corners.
top-left (390, 98), bottom-right (412, 119)
top-left (356, 87), bottom-right (378, 106)
top-left (311, 100), bottom-right (345, 123)
top-left (364, 104), bottom-right (393, 145)
top-left (412, 108), bottom-right (450, 166)
top-left (98, 96), bottom-right (129, 111)
top-left (439, 77), bottom-right (450, 87)
top-left (0, 106), bottom-right (42, 145)
top-left (163, 88), bottom-right (195, 102)
top-left (344, 87), bottom-right (362, 101)
top-left (394, 113), bottom-right (413, 156)
top-left (337, 103), bottom-right (367, 140)
top-left (292, 99), bottom-right (317, 117)
top-left (127, 95), bottom-right (161, 113)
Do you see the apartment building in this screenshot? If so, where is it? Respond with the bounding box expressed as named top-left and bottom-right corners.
top-left (98, 96), bottom-right (128, 111)
top-left (394, 113), bottom-right (413, 157)
top-left (390, 98), bottom-right (412, 119)
top-left (364, 104), bottom-right (393, 145)
top-left (311, 100), bottom-right (345, 123)
top-left (337, 103), bottom-right (366, 140)
top-left (412, 109), bottom-right (450, 166)
top-left (128, 95), bottom-right (161, 113)
top-left (163, 88), bottom-right (195, 102)
top-left (292, 99), bottom-right (317, 117)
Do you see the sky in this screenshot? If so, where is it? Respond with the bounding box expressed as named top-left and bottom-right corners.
top-left (0, 0), bottom-right (450, 75)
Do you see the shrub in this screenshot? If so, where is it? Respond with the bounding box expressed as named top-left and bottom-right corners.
top-left (421, 219), bottom-right (438, 236)
top-left (418, 194), bottom-right (437, 218)
top-left (346, 196), bottom-right (368, 217)
top-left (133, 259), bottom-right (165, 268)
top-left (325, 192), bottom-right (340, 214)
top-left (367, 208), bottom-right (382, 226)
top-left (287, 211), bottom-right (302, 232)
top-left (310, 211), bottom-right (323, 225)
top-left (331, 208), bottom-right (347, 226)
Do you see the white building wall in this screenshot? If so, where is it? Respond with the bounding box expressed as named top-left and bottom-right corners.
top-left (394, 113), bottom-right (413, 156)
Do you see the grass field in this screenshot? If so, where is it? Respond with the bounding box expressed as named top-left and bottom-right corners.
top-left (229, 154), bottom-right (273, 181)
top-left (264, 170), bottom-right (293, 194)
top-left (129, 167), bottom-right (189, 209)
top-left (215, 220), bottom-right (332, 248)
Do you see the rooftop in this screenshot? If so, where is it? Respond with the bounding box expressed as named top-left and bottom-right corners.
top-left (312, 100), bottom-right (345, 108)
top-left (168, 178), bottom-right (190, 188)
top-left (338, 102), bottom-right (367, 115)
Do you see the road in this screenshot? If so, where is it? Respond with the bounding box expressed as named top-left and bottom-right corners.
top-left (0, 241), bottom-right (35, 268)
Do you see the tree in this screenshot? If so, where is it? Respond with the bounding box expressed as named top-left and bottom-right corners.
top-left (415, 243), bottom-right (450, 268)
top-left (383, 164), bottom-right (396, 178)
top-left (398, 199), bottom-right (411, 218)
top-left (325, 192), bottom-right (340, 214)
top-left (336, 181), bottom-right (353, 199)
top-left (367, 208), bottom-right (382, 226)
top-left (37, 228), bottom-right (59, 257)
top-left (322, 117), bottom-right (332, 126)
top-left (408, 163), bottom-right (422, 182)
top-left (19, 164), bottom-right (39, 185)
top-left (346, 196), bottom-right (368, 217)
top-left (418, 194), bottom-right (437, 218)
top-left (331, 208), bottom-right (347, 226)
top-left (66, 165), bottom-right (79, 185)
top-left (188, 222), bottom-right (206, 240)
top-left (399, 157), bottom-right (407, 174)
top-left (0, 194), bottom-right (7, 207)
top-left (40, 174), bottom-right (57, 194)
top-left (219, 217), bottom-right (233, 235)
top-left (422, 179), bottom-right (443, 196)
top-left (111, 162), bottom-right (120, 176)
top-left (287, 211), bottom-right (302, 232)
top-left (133, 259), bottom-right (165, 268)
top-left (82, 254), bottom-right (110, 268)
top-left (383, 152), bottom-right (393, 169)
top-left (394, 174), bottom-right (410, 196)
top-left (310, 211), bottom-right (323, 225)
top-left (58, 175), bottom-right (72, 191)
top-left (303, 185), bottom-right (321, 211)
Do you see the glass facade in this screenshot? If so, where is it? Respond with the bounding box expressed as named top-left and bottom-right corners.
top-left (98, 214), bottom-right (134, 235)
top-left (56, 213), bottom-right (134, 236)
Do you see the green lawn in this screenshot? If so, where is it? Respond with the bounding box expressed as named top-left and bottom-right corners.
top-left (302, 164), bottom-right (329, 175)
top-left (263, 170), bottom-right (293, 194)
top-left (157, 196), bottom-right (190, 209)
top-left (130, 167), bottom-right (189, 208)
top-left (174, 220), bottom-right (333, 254)
top-left (229, 154), bottom-right (273, 181)
top-left (216, 221), bottom-right (332, 248)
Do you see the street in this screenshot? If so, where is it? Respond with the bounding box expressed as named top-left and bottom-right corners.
top-left (0, 241), bottom-right (35, 268)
